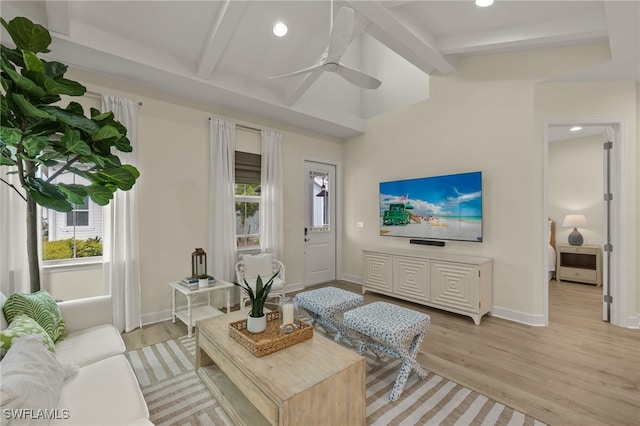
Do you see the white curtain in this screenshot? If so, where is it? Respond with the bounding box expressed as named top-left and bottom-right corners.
top-left (260, 130), bottom-right (284, 260)
top-left (101, 95), bottom-right (141, 332)
top-left (0, 172), bottom-right (31, 295)
top-left (209, 118), bottom-right (237, 294)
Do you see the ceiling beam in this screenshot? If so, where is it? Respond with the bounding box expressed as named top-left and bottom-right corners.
top-left (347, 0), bottom-right (456, 75)
top-left (438, 12), bottom-right (608, 56)
top-left (45, 0), bottom-right (70, 36)
top-left (284, 70), bottom-right (324, 106)
top-left (195, 0), bottom-right (247, 79)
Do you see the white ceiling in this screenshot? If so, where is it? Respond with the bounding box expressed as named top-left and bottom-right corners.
top-left (2, 1), bottom-right (639, 139)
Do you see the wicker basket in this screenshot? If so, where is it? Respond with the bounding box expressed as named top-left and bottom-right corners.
top-left (228, 311), bottom-right (313, 357)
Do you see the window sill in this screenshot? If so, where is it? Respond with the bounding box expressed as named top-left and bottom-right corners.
top-left (43, 258), bottom-right (103, 273)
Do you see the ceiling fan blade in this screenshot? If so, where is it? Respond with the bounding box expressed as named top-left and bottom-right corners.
top-left (326, 7), bottom-right (355, 63)
top-left (334, 63), bottom-right (381, 89)
top-left (267, 64), bottom-right (324, 80)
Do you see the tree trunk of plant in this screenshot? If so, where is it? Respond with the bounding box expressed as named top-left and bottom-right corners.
top-left (26, 193), bottom-right (41, 293)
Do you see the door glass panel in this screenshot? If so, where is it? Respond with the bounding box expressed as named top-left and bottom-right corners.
top-left (309, 171), bottom-right (329, 231)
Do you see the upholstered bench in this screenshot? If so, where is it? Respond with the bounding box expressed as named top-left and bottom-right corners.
top-left (294, 287), bottom-right (364, 342)
top-left (343, 302), bottom-right (431, 401)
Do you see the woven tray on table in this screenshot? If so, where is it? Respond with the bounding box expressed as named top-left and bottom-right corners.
top-left (228, 311), bottom-right (313, 357)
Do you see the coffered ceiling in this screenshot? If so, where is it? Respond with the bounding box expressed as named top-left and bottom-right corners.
top-left (2, 1), bottom-right (638, 138)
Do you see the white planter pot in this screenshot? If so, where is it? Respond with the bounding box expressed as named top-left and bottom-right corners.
top-left (246, 314), bottom-right (267, 334)
top-left (198, 278), bottom-right (209, 288)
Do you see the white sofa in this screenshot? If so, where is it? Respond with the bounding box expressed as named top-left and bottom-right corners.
top-left (0, 293), bottom-right (152, 426)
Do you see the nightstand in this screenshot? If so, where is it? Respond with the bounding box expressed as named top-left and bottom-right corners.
top-left (556, 244), bottom-right (602, 286)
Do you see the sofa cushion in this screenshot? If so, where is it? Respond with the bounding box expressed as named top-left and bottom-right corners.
top-left (54, 324), bottom-right (125, 367)
top-left (0, 292), bottom-right (7, 330)
top-left (3, 290), bottom-right (67, 343)
top-left (1, 314), bottom-right (55, 358)
top-left (52, 354), bottom-right (149, 426)
top-left (0, 335), bottom-right (78, 424)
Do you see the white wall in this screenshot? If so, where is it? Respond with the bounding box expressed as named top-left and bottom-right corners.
top-left (343, 42), bottom-right (638, 325)
top-left (548, 134), bottom-right (604, 247)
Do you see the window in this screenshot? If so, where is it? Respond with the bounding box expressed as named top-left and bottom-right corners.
top-left (40, 164), bottom-right (103, 262)
top-left (66, 201), bottom-right (90, 227)
top-left (235, 152), bottom-right (261, 249)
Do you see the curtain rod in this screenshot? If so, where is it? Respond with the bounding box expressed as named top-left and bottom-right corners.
top-left (208, 117), bottom-right (261, 133)
top-left (85, 90), bottom-right (143, 106)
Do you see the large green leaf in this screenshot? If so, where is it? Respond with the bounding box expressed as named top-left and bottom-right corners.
top-left (2, 17), bottom-right (51, 54)
top-left (27, 189), bottom-right (73, 212)
top-left (96, 167), bottom-right (137, 190)
top-left (43, 61), bottom-right (67, 79)
top-left (1, 45), bottom-right (25, 67)
top-left (11, 93), bottom-right (55, 119)
top-left (0, 126), bottom-right (22, 146)
top-left (58, 183), bottom-right (88, 205)
top-left (22, 50), bottom-right (43, 72)
top-left (39, 106), bottom-right (99, 134)
top-left (114, 137), bottom-right (133, 152)
top-left (2, 61), bottom-right (46, 97)
top-left (23, 135), bottom-right (48, 157)
top-left (60, 130), bottom-right (91, 156)
top-left (122, 164), bottom-right (140, 179)
top-left (93, 125), bottom-right (122, 142)
top-left (86, 185), bottom-right (114, 206)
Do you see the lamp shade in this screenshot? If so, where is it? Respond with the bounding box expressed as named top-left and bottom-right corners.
top-left (562, 214), bottom-right (588, 228)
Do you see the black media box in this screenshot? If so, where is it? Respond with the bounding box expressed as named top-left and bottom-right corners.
top-left (409, 239), bottom-right (445, 247)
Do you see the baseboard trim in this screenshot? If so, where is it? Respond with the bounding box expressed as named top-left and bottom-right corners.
top-left (340, 273), bottom-right (361, 284)
top-left (491, 306), bottom-right (546, 327)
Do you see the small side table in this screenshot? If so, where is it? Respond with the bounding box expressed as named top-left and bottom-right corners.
top-left (169, 280), bottom-right (234, 338)
top-left (556, 244), bottom-right (602, 286)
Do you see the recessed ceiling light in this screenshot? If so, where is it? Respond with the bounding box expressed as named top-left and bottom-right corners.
top-left (570, 126), bottom-right (583, 132)
top-left (475, 0), bottom-right (494, 7)
top-left (273, 22), bottom-right (288, 37)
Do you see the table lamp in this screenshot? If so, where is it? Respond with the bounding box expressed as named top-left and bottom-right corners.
top-left (562, 214), bottom-right (587, 246)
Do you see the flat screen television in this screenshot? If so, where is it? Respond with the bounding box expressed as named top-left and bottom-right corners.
top-left (379, 171), bottom-right (483, 242)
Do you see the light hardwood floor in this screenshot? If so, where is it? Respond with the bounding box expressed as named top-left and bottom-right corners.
top-left (122, 279), bottom-right (640, 426)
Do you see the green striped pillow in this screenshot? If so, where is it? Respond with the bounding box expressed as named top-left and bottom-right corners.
top-left (1, 314), bottom-right (56, 357)
top-left (2, 290), bottom-right (67, 343)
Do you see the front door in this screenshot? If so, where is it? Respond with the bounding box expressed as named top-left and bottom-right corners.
top-left (303, 161), bottom-right (336, 286)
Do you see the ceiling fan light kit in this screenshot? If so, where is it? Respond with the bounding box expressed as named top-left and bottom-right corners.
top-left (268, 7), bottom-right (381, 90)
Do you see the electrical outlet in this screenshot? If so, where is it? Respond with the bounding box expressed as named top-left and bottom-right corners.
top-left (357, 222), bottom-right (364, 228)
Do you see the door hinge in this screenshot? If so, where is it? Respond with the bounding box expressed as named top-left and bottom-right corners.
top-left (604, 141), bottom-right (613, 150)
top-left (604, 243), bottom-right (613, 252)
top-left (604, 295), bottom-right (613, 304)
top-left (478, 270), bottom-right (481, 277)
top-left (604, 193), bottom-right (613, 201)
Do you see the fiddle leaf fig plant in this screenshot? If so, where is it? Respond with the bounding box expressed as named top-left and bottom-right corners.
top-left (1, 16), bottom-right (140, 292)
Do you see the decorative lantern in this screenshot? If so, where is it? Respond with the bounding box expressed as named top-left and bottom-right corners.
top-left (191, 248), bottom-right (207, 278)
top-left (278, 297), bottom-right (299, 334)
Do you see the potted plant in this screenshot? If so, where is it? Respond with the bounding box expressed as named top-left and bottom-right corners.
top-left (0, 17), bottom-right (140, 292)
top-left (198, 274), bottom-right (209, 289)
top-left (234, 271), bottom-right (279, 334)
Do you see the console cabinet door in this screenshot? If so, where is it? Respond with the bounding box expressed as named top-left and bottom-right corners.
top-left (430, 261), bottom-right (478, 313)
top-left (393, 256), bottom-right (430, 302)
top-left (363, 252), bottom-right (393, 293)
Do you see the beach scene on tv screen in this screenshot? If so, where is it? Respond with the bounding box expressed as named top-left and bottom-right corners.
top-left (379, 171), bottom-right (483, 242)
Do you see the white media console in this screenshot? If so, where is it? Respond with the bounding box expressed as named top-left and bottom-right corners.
top-left (362, 248), bottom-right (493, 325)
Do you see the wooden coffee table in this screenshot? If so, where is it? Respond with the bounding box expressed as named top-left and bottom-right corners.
top-left (196, 309), bottom-right (366, 426)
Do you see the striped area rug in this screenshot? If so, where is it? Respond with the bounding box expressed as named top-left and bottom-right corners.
top-left (127, 336), bottom-right (545, 426)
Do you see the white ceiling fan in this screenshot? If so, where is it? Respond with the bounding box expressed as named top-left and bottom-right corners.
top-left (268, 5), bottom-right (381, 90)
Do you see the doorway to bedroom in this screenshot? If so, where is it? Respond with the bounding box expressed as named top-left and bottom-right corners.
top-left (545, 121), bottom-right (622, 326)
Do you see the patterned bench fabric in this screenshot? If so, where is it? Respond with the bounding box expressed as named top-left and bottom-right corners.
top-left (343, 302), bottom-right (430, 348)
top-left (294, 287), bottom-right (363, 342)
top-left (343, 302), bottom-right (431, 401)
